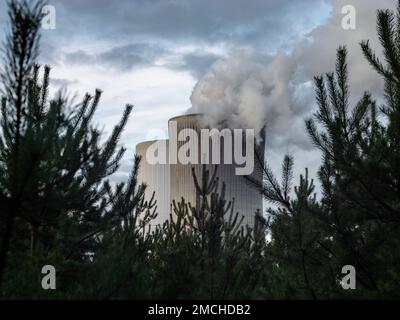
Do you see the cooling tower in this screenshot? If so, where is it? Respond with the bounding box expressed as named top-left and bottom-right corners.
top-left (136, 140), bottom-right (170, 230)
top-left (168, 114), bottom-right (264, 229)
top-left (216, 139), bottom-right (264, 228)
top-left (168, 114), bottom-right (203, 210)
top-left (136, 114), bottom-right (264, 230)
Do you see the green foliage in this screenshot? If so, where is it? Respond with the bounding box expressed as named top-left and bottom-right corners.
top-left (262, 2), bottom-right (400, 299)
top-left (149, 165), bottom-right (266, 299)
top-left (68, 166), bottom-right (266, 299)
top-left (0, 0), bottom-right (153, 297)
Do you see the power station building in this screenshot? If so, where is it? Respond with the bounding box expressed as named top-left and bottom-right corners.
top-left (136, 114), bottom-right (264, 230)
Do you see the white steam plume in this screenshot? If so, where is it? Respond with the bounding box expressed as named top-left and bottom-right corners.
top-left (189, 0), bottom-right (393, 151)
top-left (189, 49), bottom-right (312, 148)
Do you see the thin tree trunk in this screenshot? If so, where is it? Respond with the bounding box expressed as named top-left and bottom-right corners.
top-left (301, 250), bottom-right (317, 300)
top-left (297, 207), bottom-right (318, 300)
top-left (30, 224), bottom-right (38, 255)
top-left (0, 205), bottom-right (17, 287)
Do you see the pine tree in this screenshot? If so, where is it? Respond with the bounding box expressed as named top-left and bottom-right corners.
top-left (0, 0), bottom-right (46, 287)
top-left (0, 0), bottom-right (153, 296)
top-left (258, 2), bottom-right (400, 299)
top-left (149, 165), bottom-right (265, 299)
top-left (305, 1), bottom-right (400, 295)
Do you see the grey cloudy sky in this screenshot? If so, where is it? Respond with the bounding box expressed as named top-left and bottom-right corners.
top-left (0, 0), bottom-right (395, 183)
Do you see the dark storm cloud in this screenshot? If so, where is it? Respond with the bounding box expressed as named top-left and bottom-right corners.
top-left (167, 52), bottom-right (223, 78)
top-left (63, 43), bottom-right (168, 70)
top-left (48, 0), bottom-right (330, 47)
top-left (63, 42), bottom-right (223, 77)
top-left (17, 0), bottom-right (329, 77)
top-left (98, 43), bottom-right (167, 69)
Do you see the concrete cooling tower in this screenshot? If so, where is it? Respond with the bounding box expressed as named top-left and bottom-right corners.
top-left (168, 114), bottom-right (203, 210)
top-left (136, 140), bottom-right (170, 229)
top-left (169, 114), bottom-right (264, 229)
top-left (136, 113), bottom-right (264, 230)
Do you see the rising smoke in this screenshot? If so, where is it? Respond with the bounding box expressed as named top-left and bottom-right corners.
top-left (189, 0), bottom-right (390, 152)
top-left (189, 49), bottom-right (312, 147)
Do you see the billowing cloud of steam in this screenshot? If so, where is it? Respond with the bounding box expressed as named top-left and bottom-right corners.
top-left (189, 49), bottom-right (313, 148)
top-left (190, 0), bottom-right (395, 152)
